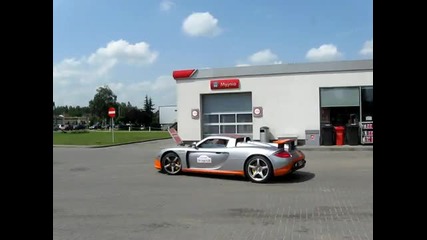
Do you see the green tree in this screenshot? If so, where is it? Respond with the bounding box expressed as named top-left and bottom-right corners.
top-left (88, 85), bottom-right (117, 120)
top-left (143, 95), bottom-right (156, 126)
top-left (143, 95), bottom-right (155, 115)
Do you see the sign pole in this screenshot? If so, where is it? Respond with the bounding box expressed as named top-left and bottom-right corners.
top-left (111, 117), bottom-right (115, 143)
top-left (108, 107), bottom-right (116, 143)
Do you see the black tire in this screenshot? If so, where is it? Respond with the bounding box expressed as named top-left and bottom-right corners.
top-left (161, 152), bottom-right (182, 175)
top-left (244, 155), bottom-right (273, 183)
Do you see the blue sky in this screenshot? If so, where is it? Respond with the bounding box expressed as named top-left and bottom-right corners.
top-left (53, 0), bottom-right (373, 108)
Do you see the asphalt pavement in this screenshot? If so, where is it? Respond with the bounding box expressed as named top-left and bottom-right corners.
top-left (53, 139), bottom-right (373, 240)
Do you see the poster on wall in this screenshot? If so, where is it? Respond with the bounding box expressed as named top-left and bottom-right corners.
top-left (360, 121), bottom-right (373, 144)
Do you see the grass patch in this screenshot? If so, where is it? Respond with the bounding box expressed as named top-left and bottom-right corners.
top-left (53, 130), bottom-right (171, 146)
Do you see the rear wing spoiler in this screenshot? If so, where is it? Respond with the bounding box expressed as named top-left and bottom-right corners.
top-left (168, 127), bottom-right (185, 146)
top-left (273, 139), bottom-right (296, 151)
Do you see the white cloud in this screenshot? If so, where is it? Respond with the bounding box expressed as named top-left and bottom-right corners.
top-left (88, 39), bottom-right (158, 66)
top-left (359, 40), bottom-right (373, 57)
top-left (160, 0), bottom-right (174, 12)
top-left (182, 12), bottom-right (222, 37)
top-left (237, 49), bottom-right (282, 66)
top-left (236, 63), bottom-right (251, 67)
top-left (53, 40), bottom-right (175, 108)
top-left (249, 49), bottom-right (279, 64)
top-left (306, 44), bottom-right (343, 62)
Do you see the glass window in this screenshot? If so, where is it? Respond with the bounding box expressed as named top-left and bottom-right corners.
top-left (203, 125), bottom-right (219, 135)
top-left (220, 114), bottom-right (236, 123)
top-left (220, 125), bottom-right (236, 134)
top-left (237, 125), bottom-right (253, 133)
top-left (320, 87), bottom-right (360, 107)
top-left (202, 111), bottom-right (253, 138)
top-left (203, 115), bottom-right (219, 123)
top-left (237, 114), bottom-right (252, 123)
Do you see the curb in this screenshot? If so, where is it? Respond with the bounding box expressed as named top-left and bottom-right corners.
top-left (298, 146), bottom-right (373, 151)
top-left (53, 137), bottom-right (173, 148)
top-left (54, 139), bottom-right (372, 151)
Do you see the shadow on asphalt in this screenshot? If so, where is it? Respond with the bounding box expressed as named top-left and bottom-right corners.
top-left (269, 171), bottom-right (315, 184)
top-left (181, 172), bottom-right (248, 182)
top-left (165, 170), bottom-right (315, 184)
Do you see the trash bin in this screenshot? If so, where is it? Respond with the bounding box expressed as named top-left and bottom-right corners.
top-left (305, 130), bottom-right (320, 146)
top-left (260, 126), bottom-right (270, 143)
top-left (334, 126), bottom-right (345, 146)
top-left (345, 124), bottom-right (359, 145)
top-left (321, 124), bottom-right (334, 145)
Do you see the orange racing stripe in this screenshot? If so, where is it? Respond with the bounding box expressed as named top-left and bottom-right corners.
top-left (182, 168), bottom-right (245, 176)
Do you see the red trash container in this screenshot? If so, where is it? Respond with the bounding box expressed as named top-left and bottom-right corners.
top-left (334, 126), bottom-right (345, 145)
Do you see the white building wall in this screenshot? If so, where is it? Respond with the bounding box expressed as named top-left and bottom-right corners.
top-left (177, 70), bottom-right (373, 141)
top-left (176, 80), bottom-right (206, 140)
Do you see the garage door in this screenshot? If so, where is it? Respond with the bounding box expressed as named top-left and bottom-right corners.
top-left (202, 92), bottom-right (253, 138)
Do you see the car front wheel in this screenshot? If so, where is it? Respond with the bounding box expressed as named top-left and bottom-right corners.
top-left (245, 156), bottom-right (273, 183)
top-left (161, 152), bottom-right (182, 175)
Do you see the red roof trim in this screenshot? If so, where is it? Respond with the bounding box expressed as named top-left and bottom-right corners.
top-left (172, 69), bottom-right (197, 80)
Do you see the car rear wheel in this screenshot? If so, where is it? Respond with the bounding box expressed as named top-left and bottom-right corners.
top-left (161, 152), bottom-right (182, 175)
top-left (245, 156), bottom-right (273, 183)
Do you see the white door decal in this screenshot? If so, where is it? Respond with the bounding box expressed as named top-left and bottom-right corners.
top-left (197, 155), bottom-right (212, 163)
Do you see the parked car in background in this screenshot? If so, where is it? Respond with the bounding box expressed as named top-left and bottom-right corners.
top-left (116, 123), bottom-right (127, 130)
top-left (54, 124), bottom-right (73, 131)
top-left (73, 124), bottom-right (86, 130)
top-left (89, 122), bottom-right (101, 129)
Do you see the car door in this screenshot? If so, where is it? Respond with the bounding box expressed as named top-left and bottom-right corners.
top-left (188, 138), bottom-right (230, 169)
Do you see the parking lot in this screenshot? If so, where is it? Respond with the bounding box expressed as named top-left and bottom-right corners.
top-left (53, 139), bottom-right (373, 240)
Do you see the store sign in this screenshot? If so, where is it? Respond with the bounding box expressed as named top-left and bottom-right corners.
top-left (210, 79), bottom-right (240, 90)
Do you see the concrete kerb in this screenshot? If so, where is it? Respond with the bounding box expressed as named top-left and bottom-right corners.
top-left (298, 145), bottom-right (373, 151)
top-left (53, 137), bottom-right (172, 148)
top-left (54, 138), bottom-right (373, 151)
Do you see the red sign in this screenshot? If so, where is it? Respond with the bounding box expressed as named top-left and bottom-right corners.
top-left (169, 128), bottom-right (177, 135)
top-left (108, 107), bottom-right (116, 118)
top-left (210, 79), bottom-right (240, 90)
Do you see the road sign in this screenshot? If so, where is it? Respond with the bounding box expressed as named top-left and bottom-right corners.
top-left (108, 107), bottom-right (116, 118)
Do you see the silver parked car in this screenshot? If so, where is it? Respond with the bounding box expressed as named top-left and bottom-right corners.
top-left (154, 135), bottom-right (306, 183)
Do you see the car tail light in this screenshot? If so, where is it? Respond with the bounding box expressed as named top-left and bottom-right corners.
top-left (274, 151), bottom-right (291, 158)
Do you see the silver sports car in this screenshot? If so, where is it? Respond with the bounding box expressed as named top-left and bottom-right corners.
top-left (154, 134), bottom-right (306, 183)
